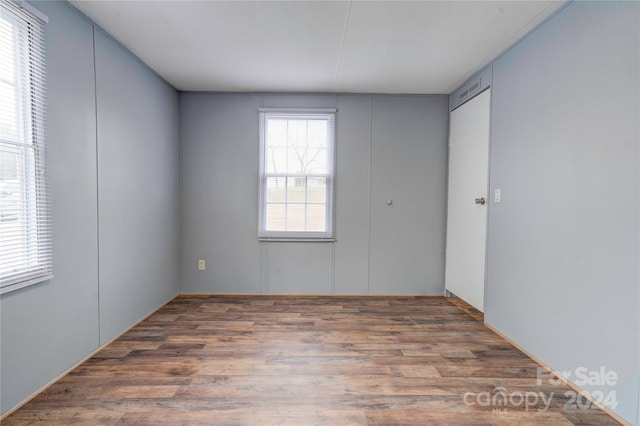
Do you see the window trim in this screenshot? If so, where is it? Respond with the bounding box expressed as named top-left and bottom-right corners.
top-left (258, 108), bottom-right (337, 242)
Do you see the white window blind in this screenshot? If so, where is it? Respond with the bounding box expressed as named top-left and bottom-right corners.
top-left (0, 1), bottom-right (52, 294)
top-left (258, 109), bottom-right (336, 241)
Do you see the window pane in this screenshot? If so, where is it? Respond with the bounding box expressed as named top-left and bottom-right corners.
top-left (287, 120), bottom-right (307, 152)
top-left (265, 204), bottom-right (285, 231)
top-left (0, 17), bottom-right (15, 82)
top-left (287, 144), bottom-right (306, 174)
top-left (0, 82), bottom-right (18, 142)
top-left (286, 204), bottom-right (305, 231)
top-left (0, 145), bottom-right (19, 181)
top-left (0, 145), bottom-right (25, 270)
top-left (307, 177), bottom-right (326, 203)
top-left (287, 176), bottom-right (306, 203)
top-left (266, 119), bottom-right (287, 147)
top-left (266, 146), bottom-right (287, 173)
top-left (307, 119), bottom-right (327, 148)
top-left (307, 204), bottom-right (326, 232)
top-left (305, 148), bottom-right (327, 174)
top-left (0, 181), bottom-right (22, 223)
top-left (286, 143), bottom-right (327, 174)
top-left (265, 177), bottom-right (285, 202)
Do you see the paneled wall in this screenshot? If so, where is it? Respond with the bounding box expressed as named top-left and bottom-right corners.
top-left (94, 30), bottom-right (179, 343)
top-left (0, 1), bottom-right (179, 415)
top-left (179, 93), bottom-right (448, 294)
top-left (484, 1), bottom-right (639, 423)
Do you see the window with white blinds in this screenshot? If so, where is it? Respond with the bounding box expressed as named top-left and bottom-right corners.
top-left (258, 109), bottom-right (336, 241)
top-left (0, 1), bottom-right (51, 294)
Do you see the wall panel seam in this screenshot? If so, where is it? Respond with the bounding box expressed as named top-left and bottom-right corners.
top-left (92, 24), bottom-right (101, 346)
top-left (366, 95), bottom-right (373, 294)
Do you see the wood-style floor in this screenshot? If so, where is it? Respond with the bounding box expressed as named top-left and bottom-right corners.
top-left (3, 295), bottom-right (621, 425)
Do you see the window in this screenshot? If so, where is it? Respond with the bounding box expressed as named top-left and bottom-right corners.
top-left (258, 109), bottom-right (336, 241)
top-left (0, 1), bottom-right (51, 294)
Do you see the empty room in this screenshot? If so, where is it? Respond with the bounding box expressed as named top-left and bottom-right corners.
top-left (0, 0), bottom-right (638, 424)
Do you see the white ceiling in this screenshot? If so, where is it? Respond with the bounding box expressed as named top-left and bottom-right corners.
top-left (69, 0), bottom-right (566, 94)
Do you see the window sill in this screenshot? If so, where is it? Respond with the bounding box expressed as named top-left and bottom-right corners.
top-left (259, 237), bottom-right (335, 243)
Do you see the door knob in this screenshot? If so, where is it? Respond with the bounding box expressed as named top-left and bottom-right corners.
top-left (475, 197), bottom-right (486, 205)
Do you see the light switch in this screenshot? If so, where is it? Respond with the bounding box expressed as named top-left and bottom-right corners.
top-left (494, 189), bottom-right (501, 203)
top-left (198, 259), bottom-right (206, 271)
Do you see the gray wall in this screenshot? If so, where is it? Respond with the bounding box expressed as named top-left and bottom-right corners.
top-left (179, 93), bottom-right (448, 294)
top-left (485, 1), bottom-right (639, 423)
top-left (0, 1), bottom-right (179, 415)
top-left (95, 30), bottom-right (179, 343)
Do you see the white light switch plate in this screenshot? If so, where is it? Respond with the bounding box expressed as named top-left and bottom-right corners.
top-left (494, 189), bottom-right (501, 203)
top-left (198, 259), bottom-right (206, 270)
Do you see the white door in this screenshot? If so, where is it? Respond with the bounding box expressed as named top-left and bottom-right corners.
top-left (445, 89), bottom-right (491, 312)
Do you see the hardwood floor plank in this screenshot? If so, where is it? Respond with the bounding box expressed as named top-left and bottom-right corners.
top-left (2, 295), bottom-right (623, 425)
top-left (6, 411), bottom-right (123, 425)
top-left (35, 385), bottom-right (180, 400)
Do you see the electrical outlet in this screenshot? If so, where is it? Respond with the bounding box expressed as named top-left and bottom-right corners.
top-left (198, 259), bottom-right (206, 271)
